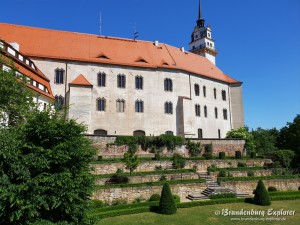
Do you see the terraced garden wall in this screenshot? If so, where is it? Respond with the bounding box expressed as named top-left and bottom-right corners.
top-left (91, 159), bottom-right (272, 174)
top-left (86, 135), bottom-right (246, 157)
top-left (92, 183), bottom-right (207, 204)
top-left (220, 178), bottom-right (300, 194)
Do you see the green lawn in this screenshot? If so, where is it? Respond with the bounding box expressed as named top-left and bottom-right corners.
top-left (95, 200), bottom-right (300, 225)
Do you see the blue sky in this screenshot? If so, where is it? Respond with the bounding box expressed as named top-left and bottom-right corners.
top-left (1, 0), bottom-right (300, 130)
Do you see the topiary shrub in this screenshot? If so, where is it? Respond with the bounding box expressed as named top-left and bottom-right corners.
top-left (159, 183), bottom-right (177, 214)
top-left (219, 152), bottom-right (225, 159)
top-left (173, 195), bottom-right (181, 203)
top-left (172, 153), bottom-right (186, 169)
top-left (149, 194), bottom-right (161, 202)
top-left (154, 153), bottom-right (161, 160)
top-left (159, 175), bottom-right (167, 181)
top-left (203, 144), bottom-right (213, 159)
top-left (218, 170), bottom-right (227, 177)
top-left (237, 162), bottom-right (246, 167)
top-left (268, 186), bottom-right (277, 192)
top-left (235, 151), bottom-right (242, 159)
top-left (253, 180), bottom-right (271, 206)
top-left (247, 171), bottom-right (254, 177)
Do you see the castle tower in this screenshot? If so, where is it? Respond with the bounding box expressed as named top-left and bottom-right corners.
top-left (189, 0), bottom-right (218, 65)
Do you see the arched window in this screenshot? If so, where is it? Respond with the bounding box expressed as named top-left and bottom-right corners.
top-left (222, 90), bottom-right (227, 101)
top-left (164, 101), bottom-right (173, 114)
top-left (117, 74), bottom-right (126, 88)
top-left (133, 130), bottom-right (145, 136)
top-left (97, 98), bottom-right (106, 111)
top-left (94, 129), bottom-right (107, 136)
top-left (203, 86), bottom-right (206, 97)
top-left (213, 88), bottom-right (217, 99)
top-left (204, 105), bottom-right (208, 118)
top-left (223, 109), bottom-right (228, 120)
top-left (135, 76), bottom-right (143, 90)
top-left (215, 107), bottom-right (218, 119)
top-left (195, 104), bottom-right (200, 117)
top-left (135, 100), bottom-right (144, 113)
top-left (164, 78), bottom-right (173, 92)
top-left (194, 84), bottom-right (199, 96)
top-left (54, 68), bottom-right (64, 84)
top-left (165, 131), bottom-right (173, 135)
top-left (116, 99), bottom-right (125, 112)
top-left (54, 95), bottom-right (64, 110)
top-left (97, 72), bottom-right (106, 87)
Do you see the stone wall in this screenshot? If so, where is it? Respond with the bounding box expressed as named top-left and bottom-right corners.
top-left (220, 179), bottom-right (300, 194)
top-left (209, 170), bottom-right (272, 179)
top-left (91, 159), bottom-right (272, 175)
top-left (93, 183), bottom-right (207, 204)
top-left (96, 172), bottom-right (199, 185)
top-left (86, 135), bottom-right (246, 157)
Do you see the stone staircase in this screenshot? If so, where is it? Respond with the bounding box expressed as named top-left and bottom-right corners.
top-left (187, 172), bottom-right (250, 201)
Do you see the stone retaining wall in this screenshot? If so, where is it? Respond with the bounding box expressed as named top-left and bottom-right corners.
top-left (96, 172), bottom-right (199, 185)
top-left (91, 159), bottom-right (272, 175)
top-left (220, 179), bottom-right (300, 194)
top-left (209, 170), bottom-right (272, 179)
top-left (92, 183), bottom-right (207, 204)
top-left (87, 135), bottom-right (246, 157)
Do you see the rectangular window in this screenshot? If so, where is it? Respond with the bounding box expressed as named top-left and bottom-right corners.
top-left (135, 76), bottom-right (143, 89)
top-left (117, 75), bottom-right (126, 88)
top-left (117, 100), bottom-right (125, 112)
top-left (214, 88), bottom-right (217, 99)
top-left (223, 109), bottom-right (228, 120)
top-left (198, 129), bottom-right (203, 139)
top-left (164, 78), bottom-right (173, 92)
top-left (215, 107), bottom-right (218, 119)
top-left (165, 102), bottom-right (173, 114)
top-left (203, 86), bottom-right (206, 97)
top-left (98, 73), bottom-right (106, 87)
top-left (218, 129), bottom-right (221, 139)
top-left (135, 100), bottom-right (144, 113)
top-left (195, 104), bottom-right (200, 117)
top-left (97, 98), bottom-right (106, 111)
top-left (55, 69), bottom-right (64, 84)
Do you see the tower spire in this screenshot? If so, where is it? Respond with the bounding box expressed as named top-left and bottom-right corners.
top-left (197, 0), bottom-right (205, 28)
top-left (198, 0), bottom-right (202, 19)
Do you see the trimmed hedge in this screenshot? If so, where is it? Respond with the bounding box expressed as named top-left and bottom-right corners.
top-left (149, 194), bottom-right (160, 202)
top-left (96, 178), bottom-right (206, 189)
top-left (95, 169), bottom-right (196, 178)
top-left (177, 198), bottom-right (245, 208)
top-left (268, 186), bottom-right (277, 192)
top-left (269, 191), bottom-right (300, 196)
top-left (209, 193), bottom-right (237, 199)
top-left (218, 174), bottom-right (300, 182)
top-left (208, 166), bottom-right (265, 172)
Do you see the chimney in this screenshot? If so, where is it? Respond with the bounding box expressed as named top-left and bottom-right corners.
top-left (181, 47), bottom-right (185, 52)
top-left (10, 42), bottom-right (20, 51)
top-left (154, 40), bottom-right (159, 47)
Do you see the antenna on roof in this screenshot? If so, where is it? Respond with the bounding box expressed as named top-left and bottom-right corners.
top-left (99, 11), bottom-right (102, 36)
top-left (133, 22), bottom-right (139, 41)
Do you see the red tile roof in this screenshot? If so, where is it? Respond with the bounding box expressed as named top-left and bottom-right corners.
top-left (70, 74), bottom-right (93, 86)
top-left (0, 23), bottom-right (241, 84)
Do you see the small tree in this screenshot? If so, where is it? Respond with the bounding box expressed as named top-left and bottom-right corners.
top-left (219, 152), bottom-right (225, 159)
top-left (253, 180), bottom-right (271, 206)
top-left (123, 143), bottom-right (139, 175)
top-left (273, 149), bottom-right (295, 168)
top-left (171, 153), bottom-right (186, 169)
top-left (186, 140), bottom-right (201, 157)
top-left (203, 144), bottom-right (213, 159)
top-left (159, 183), bottom-right (177, 214)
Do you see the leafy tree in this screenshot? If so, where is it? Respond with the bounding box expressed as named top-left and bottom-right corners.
top-left (273, 150), bottom-right (295, 168)
top-left (277, 115), bottom-right (300, 168)
top-left (251, 128), bottom-right (279, 154)
top-left (171, 153), bottom-right (186, 169)
top-left (0, 56), bottom-right (35, 127)
top-left (0, 110), bottom-right (97, 224)
top-left (226, 127), bottom-right (255, 152)
top-left (158, 183), bottom-right (177, 214)
top-left (186, 140), bottom-right (201, 157)
top-left (253, 180), bottom-right (271, 206)
top-left (123, 144), bottom-right (139, 176)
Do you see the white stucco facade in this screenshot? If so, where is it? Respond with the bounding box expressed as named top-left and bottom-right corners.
top-left (32, 58), bottom-right (241, 138)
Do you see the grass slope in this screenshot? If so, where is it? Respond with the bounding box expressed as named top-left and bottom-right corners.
top-left (95, 200), bottom-right (300, 225)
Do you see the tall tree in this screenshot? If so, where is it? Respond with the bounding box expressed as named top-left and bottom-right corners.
top-left (0, 55), bottom-right (35, 127)
top-left (226, 127), bottom-right (255, 152)
top-left (0, 110), bottom-right (97, 224)
top-left (277, 115), bottom-right (300, 168)
top-left (251, 128), bottom-right (279, 154)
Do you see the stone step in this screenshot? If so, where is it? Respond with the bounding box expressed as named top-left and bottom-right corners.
top-left (187, 194), bottom-right (210, 201)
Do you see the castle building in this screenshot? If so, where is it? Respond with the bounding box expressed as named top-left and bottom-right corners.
top-left (0, 39), bottom-right (54, 111)
top-left (0, 4), bottom-right (244, 138)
